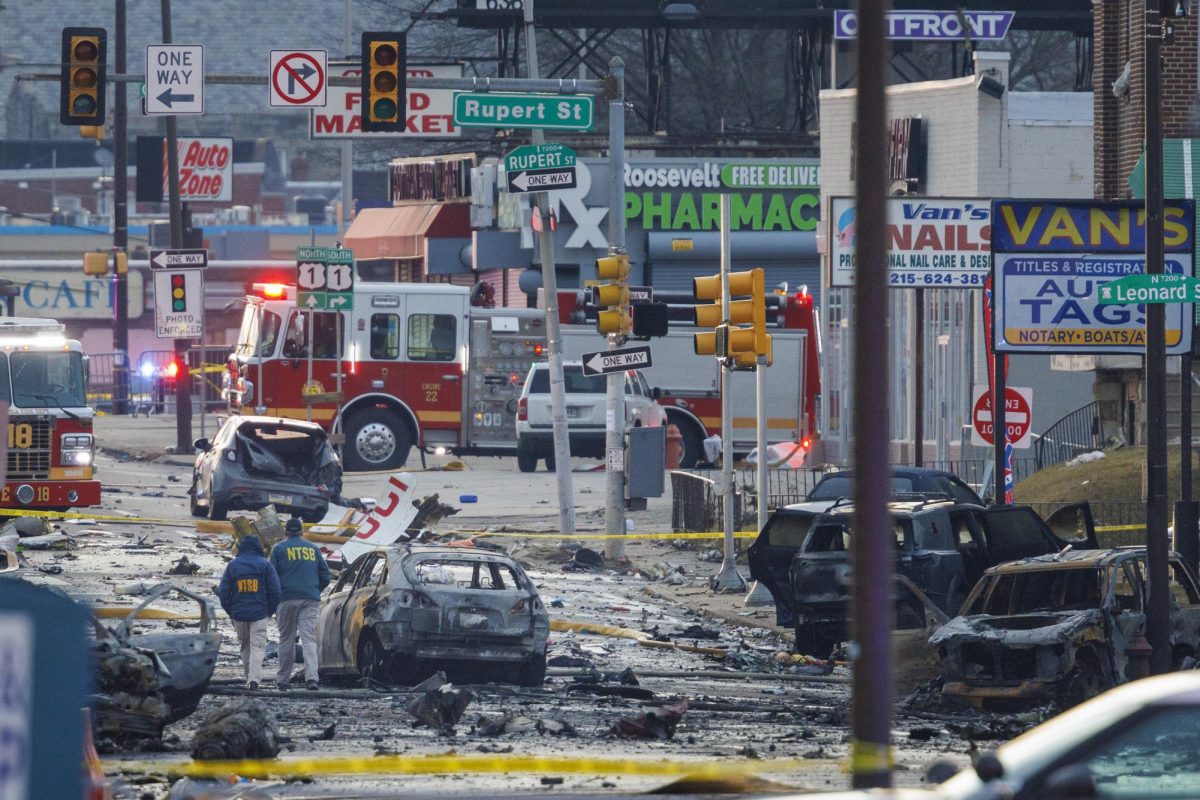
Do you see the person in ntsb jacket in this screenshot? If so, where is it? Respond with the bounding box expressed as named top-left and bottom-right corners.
top-left (269, 516), bottom-right (331, 690)
top-left (217, 534), bottom-right (281, 690)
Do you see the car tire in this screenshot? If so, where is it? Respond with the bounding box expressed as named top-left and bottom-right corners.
top-left (517, 649), bottom-right (547, 687)
top-left (544, 451), bottom-right (556, 472)
top-left (189, 476), bottom-right (205, 517)
top-left (1056, 648), bottom-right (1112, 709)
top-left (794, 623), bottom-right (834, 660)
top-left (207, 497), bottom-right (229, 522)
top-left (357, 631), bottom-right (389, 683)
top-left (344, 408), bottom-right (411, 472)
top-left (517, 448), bottom-right (538, 473)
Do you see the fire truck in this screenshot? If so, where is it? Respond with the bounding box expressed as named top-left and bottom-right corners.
top-left (0, 318), bottom-right (100, 511)
top-left (224, 282), bottom-right (820, 471)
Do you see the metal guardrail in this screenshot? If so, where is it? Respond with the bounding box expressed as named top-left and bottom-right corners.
top-left (88, 346), bottom-right (229, 419)
top-left (1036, 401), bottom-right (1101, 470)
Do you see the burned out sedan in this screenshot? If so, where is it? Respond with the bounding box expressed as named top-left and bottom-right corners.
top-left (316, 545), bottom-right (550, 686)
top-left (189, 415), bottom-right (341, 522)
top-left (932, 548), bottom-right (1200, 708)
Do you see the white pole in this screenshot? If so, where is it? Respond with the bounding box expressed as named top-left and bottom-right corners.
top-left (713, 193), bottom-right (746, 591)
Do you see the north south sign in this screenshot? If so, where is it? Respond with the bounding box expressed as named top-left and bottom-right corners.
top-left (991, 200), bottom-right (1195, 355)
top-left (453, 93), bottom-right (593, 130)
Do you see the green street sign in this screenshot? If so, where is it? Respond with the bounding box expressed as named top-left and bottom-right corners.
top-left (453, 92), bottom-right (594, 130)
top-left (298, 291), bottom-right (328, 310)
top-left (504, 143), bottom-right (576, 172)
top-left (297, 246), bottom-right (353, 264)
top-left (1097, 273), bottom-right (1200, 304)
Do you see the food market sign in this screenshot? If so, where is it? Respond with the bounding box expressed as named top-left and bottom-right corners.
top-left (828, 197), bottom-right (991, 288)
top-left (992, 199), bottom-right (1195, 354)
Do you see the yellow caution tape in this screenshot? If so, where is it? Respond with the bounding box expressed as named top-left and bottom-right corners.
top-left (1095, 523), bottom-right (1146, 533)
top-left (138, 753), bottom-right (834, 780)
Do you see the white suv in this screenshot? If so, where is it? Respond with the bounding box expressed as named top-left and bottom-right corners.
top-left (515, 361), bottom-right (665, 472)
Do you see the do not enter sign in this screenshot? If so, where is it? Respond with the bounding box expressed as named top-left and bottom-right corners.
top-left (970, 385), bottom-right (1033, 449)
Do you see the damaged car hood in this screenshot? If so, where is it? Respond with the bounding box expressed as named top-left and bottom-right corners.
top-left (931, 610), bottom-right (1102, 647)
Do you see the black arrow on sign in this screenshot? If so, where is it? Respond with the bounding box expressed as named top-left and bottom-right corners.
top-left (157, 88), bottom-right (195, 108)
top-left (288, 62), bottom-right (317, 94)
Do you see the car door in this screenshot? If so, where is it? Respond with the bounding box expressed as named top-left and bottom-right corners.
top-left (1043, 502), bottom-right (1099, 549)
top-left (337, 552), bottom-right (388, 669)
top-left (316, 556), bottom-right (364, 672)
top-left (1109, 557), bottom-right (1148, 683)
top-left (977, 505), bottom-right (1064, 567)
top-left (748, 508), bottom-right (823, 627)
top-left (950, 509), bottom-right (990, 603)
top-left (1168, 558), bottom-right (1200, 663)
top-left (903, 510), bottom-right (961, 613)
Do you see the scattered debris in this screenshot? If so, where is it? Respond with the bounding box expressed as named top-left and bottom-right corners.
top-left (192, 699), bottom-right (281, 760)
top-left (609, 700), bottom-right (688, 740)
top-left (565, 547), bottom-right (604, 571)
top-left (698, 549), bottom-right (722, 563)
top-left (167, 777), bottom-right (283, 799)
top-left (18, 532), bottom-right (77, 550)
top-left (1, 517), bottom-right (52, 538)
top-left (405, 672), bottom-right (474, 734)
top-left (167, 555), bottom-right (202, 576)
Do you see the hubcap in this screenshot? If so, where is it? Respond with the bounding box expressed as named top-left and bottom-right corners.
top-left (356, 422), bottom-right (396, 463)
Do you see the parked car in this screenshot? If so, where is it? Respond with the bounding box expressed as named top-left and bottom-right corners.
top-left (189, 415), bottom-right (342, 522)
top-left (748, 468), bottom-right (985, 627)
top-left (932, 547), bottom-right (1200, 709)
top-left (769, 671), bottom-right (1200, 800)
top-left (515, 361), bottom-right (664, 472)
top-left (316, 544), bottom-right (550, 686)
top-left (788, 498), bottom-right (1096, 657)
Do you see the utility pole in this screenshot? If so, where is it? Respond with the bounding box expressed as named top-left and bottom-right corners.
top-left (112, 0), bottom-right (129, 416)
top-left (522, 0), bottom-right (576, 538)
top-left (1144, 3), bottom-right (1172, 675)
top-left (850, 0), bottom-right (893, 789)
top-left (913, 289), bottom-right (924, 466)
top-left (160, 0), bottom-right (192, 452)
top-left (341, 0), bottom-right (353, 236)
top-left (604, 58), bottom-right (628, 559)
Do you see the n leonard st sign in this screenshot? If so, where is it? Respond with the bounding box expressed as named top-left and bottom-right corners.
top-left (828, 197), bottom-right (991, 288)
top-left (992, 199), bottom-right (1195, 355)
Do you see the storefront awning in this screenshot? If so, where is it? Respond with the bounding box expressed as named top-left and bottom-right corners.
top-left (344, 203), bottom-right (470, 261)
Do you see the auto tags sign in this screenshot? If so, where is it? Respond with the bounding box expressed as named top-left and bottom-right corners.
top-left (992, 199), bottom-right (1195, 354)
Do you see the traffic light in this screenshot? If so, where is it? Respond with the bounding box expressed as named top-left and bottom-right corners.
top-left (691, 268), bottom-right (771, 365)
top-left (632, 301), bottom-right (670, 338)
top-left (60, 27), bottom-right (106, 126)
top-left (83, 251), bottom-right (109, 276)
top-left (595, 252), bottom-right (632, 336)
top-left (692, 273), bottom-right (723, 356)
top-left (170, 273), bottom-right (187, 312)
top-left (361, 32), bottom-right (407, 133)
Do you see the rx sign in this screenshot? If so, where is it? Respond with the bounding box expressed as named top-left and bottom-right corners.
top-left (145, 44), bottom-right (204, 114)
top-left (269, 50), bottom-right (327, 108)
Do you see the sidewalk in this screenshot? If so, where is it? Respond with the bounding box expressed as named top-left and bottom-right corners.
top-left (93, 413), bottom-right (200, 462)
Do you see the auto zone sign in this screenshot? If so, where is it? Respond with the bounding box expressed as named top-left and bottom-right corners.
top-left (136, 136), bottom-right (233, 203)
top-left (991, 199), bottom-right (1195, 354)
top-left (311, 63), bottom-right (461, 138)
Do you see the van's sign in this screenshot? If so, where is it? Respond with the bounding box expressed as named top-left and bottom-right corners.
top-left (311, 64), bottom-right (461, 139)
top-left (829, 197), bottom-right (991, 288)
top-left (991, 200), bottom-right (1195, 354)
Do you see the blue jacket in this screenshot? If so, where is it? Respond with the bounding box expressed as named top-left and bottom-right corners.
top-left (218, 535), bottom-right (281, 622)
top-left (269, 534), bottom-right (331, 602)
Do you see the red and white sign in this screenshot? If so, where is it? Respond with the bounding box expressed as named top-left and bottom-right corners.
top-left (970, 384), bottom-right (1033, 449)
top-left (311, 63), bottom-right (461, 139)
top-left (324, 472), bottom-right (419, 564)
top-left (161, 137), bottom-right (233, 202)
top-left (269, 50), bottom-right (327, 108)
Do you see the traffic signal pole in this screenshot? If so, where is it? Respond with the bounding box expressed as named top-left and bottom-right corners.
top-left (604, 58), bottom-right (628, 560)
top-left (523, 0), bottom-right (576, 539)
top-left (112, 0), bottom-right (129, 416)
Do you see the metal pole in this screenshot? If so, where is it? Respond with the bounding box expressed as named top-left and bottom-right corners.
top-left (604, 57), bottom-right (628, 559)
top-left (160, 0), bottom-right (191, 452)
top-left (306, 308), bottom-right (314, 423)
top-left (712, 194), bottom-right (745, 591)
top-left (994, 350), bottom-right (1006, 505)
top-left (1177, 351), bottom-right (1198, 580)
top-left (524, 0), bottom-right (576, 539)
top-left (112, 0), bottom-right (129, 416)
top-left (756, 362), bottom-right (768, 533)
top-left (342, 0), bottom-right (353, 238)
top-left (913, 288), bottom-right (924, 466)
top-left (850, 0), bottom-right (893, 789)
top-left (1144, 5), bottom-right (1172, 675)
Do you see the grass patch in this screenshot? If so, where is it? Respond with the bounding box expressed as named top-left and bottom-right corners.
top-left (1014, 446), bottom-right (1200, 505)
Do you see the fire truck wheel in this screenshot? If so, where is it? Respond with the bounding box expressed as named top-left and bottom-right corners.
top-left (517, 448), bottom-right (538, 473)
top-left (345, 408), bottom-right (412, 471)
top-left (677, 422), bottom-right (705, 469)
top-left (544, 451), bottom-right (556, 472)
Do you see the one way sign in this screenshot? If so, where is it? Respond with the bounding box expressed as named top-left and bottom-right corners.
top-left (145, 44), bottom-right (204, 115)
top-left (507, 168), bottom-right (577, 193)
top-left (581, 345), bottom-right (653, 376)
top-left (149, 248), bottom-right (208, 270)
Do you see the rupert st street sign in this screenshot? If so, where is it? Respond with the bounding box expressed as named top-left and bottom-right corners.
top-left (504, 143), bottom-right (577, 193)
top-left (453, 92), bottom-right (593, 131)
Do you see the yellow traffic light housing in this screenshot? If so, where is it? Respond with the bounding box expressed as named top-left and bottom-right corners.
top-left (361, 32), bottom-right (407, 132)
top-left (60, 27), bottom-right (107, 126)
top-left (692, 268), bottom-right (772, 365)
top-left (83, 251), bottom-right (109, 276)
top-left (595, 253), bottom-right (632, 337)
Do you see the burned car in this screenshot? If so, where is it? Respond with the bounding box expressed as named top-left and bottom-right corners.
top-left (189, 415), bottom-right (341, 521)
top-left (932, 547), bottom-right (1200, 708)
top-left (748, 467), bottom-right (983, 627)
top-left (316, 544), bottom-right (550, 686)
top-left (789, 498), bottom-right (1096, 657)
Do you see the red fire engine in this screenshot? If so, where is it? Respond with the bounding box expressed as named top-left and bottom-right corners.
top-left (0, 318), bottom-right (101, 510)
top-left (225, 282), bottom-right (820, 470)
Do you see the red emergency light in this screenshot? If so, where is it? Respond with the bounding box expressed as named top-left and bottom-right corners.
top-left (533, 343), bottom-right (544, 357)
top-left (258, 283), bottom-right (287, 298)
top-left (164, 361), bottom-right (180, 380)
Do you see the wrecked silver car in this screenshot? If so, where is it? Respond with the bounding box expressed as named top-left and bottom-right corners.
top-left (932, 548), bottom-right (1200, 708)
top-left (189, 415), bottom-right (341, 521)
top-left (316, 545), bottom-right (550, 686)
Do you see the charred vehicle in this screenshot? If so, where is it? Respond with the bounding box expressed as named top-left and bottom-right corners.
top-left (316, 545), bottom-right (550, 686)
top-left (748, 467), bottom-right (983, 627)
top-left (932, 548), bottom-right (1200, 708)
top-left (789, 498), bottom-right (1096, 657)
top-left (189, 415), bottom-right (341, 522)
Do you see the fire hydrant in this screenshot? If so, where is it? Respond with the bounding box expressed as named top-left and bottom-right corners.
top-left (665, 424), bottom-right (683, 469)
